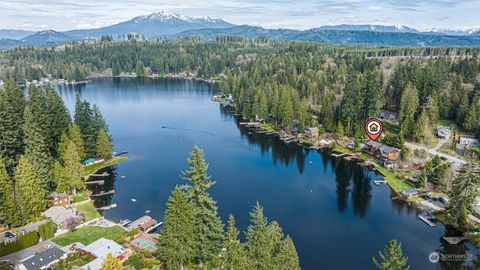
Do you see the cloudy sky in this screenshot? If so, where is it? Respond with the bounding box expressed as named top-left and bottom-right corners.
top-left (1, 0), bottom-right (479, 31)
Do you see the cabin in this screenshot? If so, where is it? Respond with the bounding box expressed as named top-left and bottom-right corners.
top-left (379, 145), bottom-right (401, 161)
top-left (459, 136), bottom-right (480, 147)
top-left (81, 238), bottom-right (128, 270)
top-left (305, 127), bottom-right (320, 138)
top-left (436, 126), bottom-right (451, 139)
top-left (125, 215), bottom-right (157, 231)
top-left (49, 192), bottom-right (71, 206)
top-left (363, 141), bottom-right (400, 161)
top-left (82, 158), bottom-right (104, 167)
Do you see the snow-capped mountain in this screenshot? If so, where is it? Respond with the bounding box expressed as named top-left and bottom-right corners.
top-left (317, 24), bottom-right (420, 33)
top-left (427, 27), bottom-right (479, 36)
top-left (63, 11), bottom-right (234, 39)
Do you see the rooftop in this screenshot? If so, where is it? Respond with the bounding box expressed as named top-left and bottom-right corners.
top-left (20, 246), bottom-right (65, 270)
top-left (43, 206), bottom-right (79, 226)
top-left (81, 238), bottom-right (125, 259)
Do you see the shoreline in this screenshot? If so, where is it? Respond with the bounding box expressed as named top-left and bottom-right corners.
top-left (213, 99), bottom-right (480, 248)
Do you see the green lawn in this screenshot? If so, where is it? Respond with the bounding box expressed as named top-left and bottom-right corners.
top-left (438, 142), bottom-right (457, 156)
top-left (76, 202), bottom-right (101, 221)
top-left (73, 192), bottom-right (88, 203)
top-left (383, 122), bottom-right (400, 134)
top-left (53, 226), bottom-right (125, 246)
top-left (374, 165), bottom-right (413, 192)
top-left (82, 156), bottom-right (128, 177)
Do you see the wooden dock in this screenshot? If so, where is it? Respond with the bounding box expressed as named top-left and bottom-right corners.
top-left (85, 180), bottom-right (104, 185)
top-left (96, 203), bottom-right (117, 211)
top-left (373, 180), bottom-right (387, 185)
top-left (145, 221), bottom-right (164, 233)
top-left (90, 172), bottom-right (110, 177)
top-left (442, 236), bottom-right (468, 245)
top-left (331, 153), bottom-right (346, 158)
top-left (418, 214), bottom-right (436, 227)
top-left (90, 189), bottom-right (115, 197)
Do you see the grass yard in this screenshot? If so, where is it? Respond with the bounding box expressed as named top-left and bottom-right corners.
top-left (73, 192), bottom-right (89, 203)
top-left (383, 122), bottom-right (400, 134)
top-left (76, 202), bottom-right (101, 221)
top-left (82, 156), bottom-right (128, 177)
top-left (53, 226), bottom-right (125, 246)
top-left (374, 165), bottom-right (413, 193)
top-left (438, 142), bottom-right (457, 156)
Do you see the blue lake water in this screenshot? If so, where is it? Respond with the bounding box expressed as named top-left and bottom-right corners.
top-left (56, 78), bottom-right (479, 270)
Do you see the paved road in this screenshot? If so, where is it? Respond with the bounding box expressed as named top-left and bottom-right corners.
top-left (405, 139), bottom-right (467, 165)
top-left (0, 240), bottom-right (62, 264)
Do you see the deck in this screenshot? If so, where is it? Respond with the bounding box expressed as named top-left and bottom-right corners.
top-left (442, 236), bottom-right (468, 245)
top-left (418, 214), bottom-right (436, 227)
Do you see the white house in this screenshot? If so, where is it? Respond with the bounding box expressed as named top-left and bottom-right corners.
top-left (459, 136), bottom-right (480, 147)
top-left (81, 238), bottom-right (127, 270)
top-left (436, 126), bottom-right (451, 139)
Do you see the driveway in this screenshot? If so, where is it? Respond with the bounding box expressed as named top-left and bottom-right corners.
top-left (0, 240), bottom-right (62, 264)
top-left (405, 139), bottom-right (467, 165)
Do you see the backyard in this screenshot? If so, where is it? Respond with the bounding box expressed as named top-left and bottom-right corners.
top-left (52, 226), bottom-right (126, 246)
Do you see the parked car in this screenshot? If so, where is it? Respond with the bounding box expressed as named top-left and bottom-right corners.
top-left (438, 197), bottom-right (449, 204)
top-left (4, 232), bottom-right (15, 238)
top-left (440, 156), bottom-right (448, 161)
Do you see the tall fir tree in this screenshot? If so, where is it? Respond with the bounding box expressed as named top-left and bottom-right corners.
top-left (0, 80), bottom-right (26, 174)
top-left (45, 87), bottom-right (71, 157)
top-left (60, 141), bottom-right (84, 193)
top-left (96, 129), bottom-right (112, 160)
top-left (181, 146), bottom-right (224, 262)
top-left (68, 124), bottom-right (86, 160)
top-left (0, 158), bottom-right (21, 226)
top-left (215, 215), bottom-right (250, 270)
top-left (277, 236), bottom-right (300, 270)
top-left (447, 162), bottom-right (480, 229)
top-left (74, 95), bottom-right (96, 157)
top-left (159, 187), bottom-right (195, 270)
top-left (372, 240), bottom-right (409, 270)
top-left (15, 156), bottom-right (47, 223)
top-left (246, 202), bottom-right (272, 269)
top-left (399, 82), bottom-right (419, 136)
top-left (23, 105), bottom-right (54, 190)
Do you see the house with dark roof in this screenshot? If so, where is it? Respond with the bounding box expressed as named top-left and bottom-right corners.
top-left (18, 246), bottom-right (65, 270)
top-left (363, 140), bottom-right (400, 161)
top-left (49, 192), bottom-right (71, 206)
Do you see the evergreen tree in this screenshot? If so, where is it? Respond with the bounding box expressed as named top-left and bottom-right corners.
top-left (215, 215), bottom-right (250, 270)
top-left (415, 108), bottom-right (433, 145)
top-left (0, 158), bottom-right (21, 226)
top-left (15, 156), bottom-right (47, 223)
top-left (463, 96), bottom-right (480, 131)
top-left (277, 236), bottom-right (300, 270)
top-left (372, 240), bottom-right (409, 270)
top-left (68, 125), bottom-right (86, 160)
top-left (159, 187), bottom-right (195, 269)
top-left (0, 80), bottom-right (25, 174)
top-left (45, 87), bottom-right (71, 157)
top-left (100, 252), bottom-right (124, 270)
top-left (181, 146), bottom-right (224, 262)
top-left (279, 89), bottom-right (294, 129)
top-left (74, 95), bottom-right (96, 157)
top-left (447, 162), bottom-right (480, 229)
top-left (399, 83), bottom-right (419, 135)
top-left (53, 160), bottom-right (69, 194)
top-left (96, 129), bottom-right (112, 160)
top-left (63, 141), bottom-right (85, 192)
top-left (297, 98), bottom-right (309, 132)
top-left (246, 202), bottom-right (272, 269)
top-left (23, 105), bottom-right (54, 190)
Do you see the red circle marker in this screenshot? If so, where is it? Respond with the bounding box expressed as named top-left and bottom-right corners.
top-left (364, 118), bottom-right (383, 141)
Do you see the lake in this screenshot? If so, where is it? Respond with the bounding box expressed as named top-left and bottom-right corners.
top-left (56, 78), bottom-right (478, 270)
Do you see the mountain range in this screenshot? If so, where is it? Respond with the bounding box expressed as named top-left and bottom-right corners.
top-left (1, 11), bottom-right (479, 48)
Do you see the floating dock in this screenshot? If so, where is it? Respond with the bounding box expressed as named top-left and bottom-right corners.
top-left (373, 180), bottom-right (387, 185)
top-left (96, 203), bottom-right (117, 211)
top-left (90, 189), bottom-right (115, 197)
top-left (90, 172), bottom-right (110, 177)
top-left (442, 236), bottom-right (468, 245)
top-left (85, 180), bottom-right (104, 185)
top-left (418, 214), bottom-right (436, 227)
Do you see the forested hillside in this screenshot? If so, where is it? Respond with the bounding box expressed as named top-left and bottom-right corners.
top-left (1, 40), bottom-right (479, 143)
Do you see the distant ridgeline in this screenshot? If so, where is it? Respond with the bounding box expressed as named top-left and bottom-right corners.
top-left (0, 40), bottom-right (479, 143)
top-left (0, 81), bottom-right (112, 227)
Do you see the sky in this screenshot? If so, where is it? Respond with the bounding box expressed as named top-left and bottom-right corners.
top-left (1, 0), bottom-right (479, 31)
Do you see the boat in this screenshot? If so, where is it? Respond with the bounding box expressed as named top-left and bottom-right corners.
top-left (131, 198), bottom-right (137, 202)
